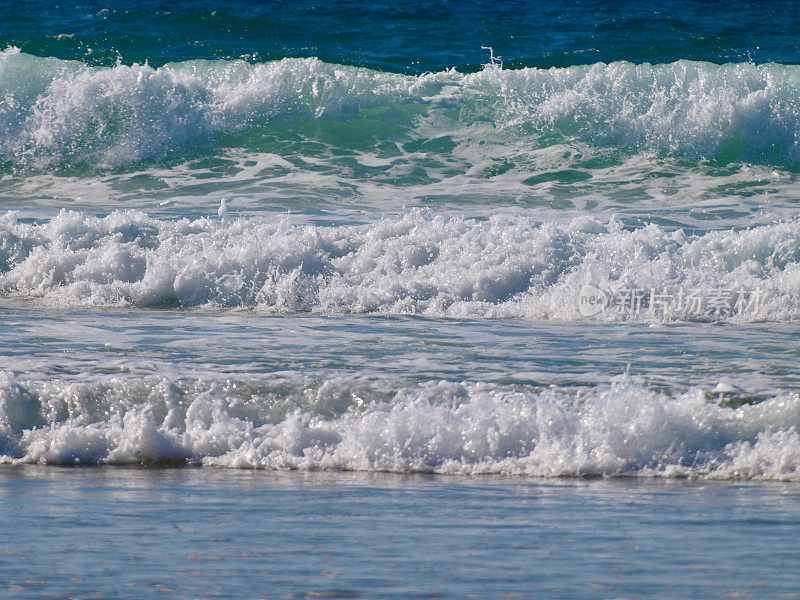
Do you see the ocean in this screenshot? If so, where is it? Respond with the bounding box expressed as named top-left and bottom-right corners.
top-left (2, 1), bottom-right (800, 598)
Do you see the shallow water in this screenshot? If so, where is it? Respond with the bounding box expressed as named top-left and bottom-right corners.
top-left (2, 467), bottom-right (800, 600)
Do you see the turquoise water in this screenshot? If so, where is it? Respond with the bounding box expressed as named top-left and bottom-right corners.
top-left (3, 1), bottom-right (800, 597)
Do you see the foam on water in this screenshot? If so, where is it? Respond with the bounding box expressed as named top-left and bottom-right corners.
top-left (1, 209), bottom-right (799, 322)
top-left (5, 47), bottom-right (800, 170)
top-left (0, 47), bottom-right (424, 169)
top-left (1, 371), bottom-right (798, 479)
top-left (3, 45), bottom-right (799, 482)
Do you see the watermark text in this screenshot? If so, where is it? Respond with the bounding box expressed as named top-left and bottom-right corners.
top-left (578, 284), bottom-right (764, 318)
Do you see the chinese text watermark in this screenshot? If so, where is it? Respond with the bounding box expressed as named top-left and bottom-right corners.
top-left (578, 284), bottom-right (764, 318)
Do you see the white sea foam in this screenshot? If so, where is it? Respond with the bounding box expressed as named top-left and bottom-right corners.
top-left (0, 47), bottom-right (424, 168)
top-left (4, 48), bottom-right (800, 168)
top-left (1, 371), bottom-right (799, 479)
top-left (1, 209), bottom-right (799, 322)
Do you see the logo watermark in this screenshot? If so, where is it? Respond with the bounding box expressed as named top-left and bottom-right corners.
top-left (578, 284), bottom-right (764, 318)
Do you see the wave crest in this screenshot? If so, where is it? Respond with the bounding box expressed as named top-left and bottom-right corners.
top-left (2, 372), bottom-right (800, 479)
top-left (1, 209), bottom-right (800, 322)
top-left (4, 49), bottom-right (800, 168)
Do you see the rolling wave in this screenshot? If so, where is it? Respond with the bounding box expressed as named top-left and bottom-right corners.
top-left (1, 371), bottom-right (799, 479)
top-left (1, 209), bottom-right (799, 322)
top-left (4, 47), bottom-right (800, 169)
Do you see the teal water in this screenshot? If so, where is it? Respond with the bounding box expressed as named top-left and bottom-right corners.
top-left (2, 1), bottom-right (800, 597)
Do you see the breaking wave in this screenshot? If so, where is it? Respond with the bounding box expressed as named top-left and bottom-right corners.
top-left (1, 372), bottom-right (799, 480)
top-left (4, 47), bottom-right (800, 169)
top-left (1, 209), bottom-right (799, 322)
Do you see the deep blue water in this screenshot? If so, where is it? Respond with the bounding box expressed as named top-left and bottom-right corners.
top-left (5, 0), bottom-right (800, 72)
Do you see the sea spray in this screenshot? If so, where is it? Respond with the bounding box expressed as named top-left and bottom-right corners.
top-left (1, 209), bottom-right (798, 321)
top-left (1, 371), bottom-right (799, 479)
top-left (5, 48), bottom-right (800, 169)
